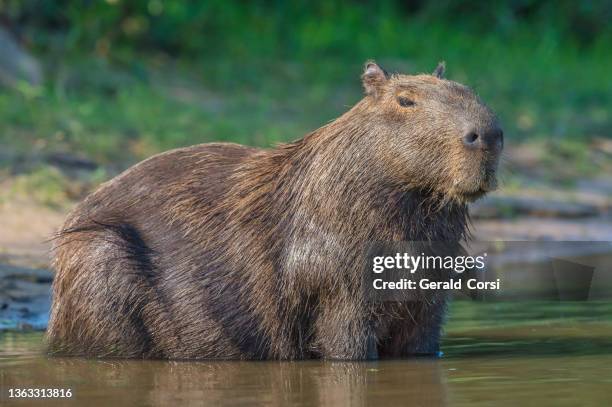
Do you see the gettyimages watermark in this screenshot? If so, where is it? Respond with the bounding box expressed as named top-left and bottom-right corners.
top-left (364, 241), bottom-right (612, 302)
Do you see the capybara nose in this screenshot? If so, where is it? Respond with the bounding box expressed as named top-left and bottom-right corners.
top-left (462, 131), bottom-right (480, 148)
top-left (462, 126), bottom-right (503, 152)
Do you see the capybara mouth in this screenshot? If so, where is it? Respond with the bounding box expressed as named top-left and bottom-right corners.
top-left (451, 163), bottom-right (499, 202)
top-left (481, 172), bottom-right (499, 192)
top-left (455, 174), bottom-right (498, 202)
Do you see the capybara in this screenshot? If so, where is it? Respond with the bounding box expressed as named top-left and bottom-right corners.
top-left (48, 61), bottom-right (503, 360)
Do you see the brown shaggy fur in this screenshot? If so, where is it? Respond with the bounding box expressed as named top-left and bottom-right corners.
top-left (47, 61), bottom-right (503, 360)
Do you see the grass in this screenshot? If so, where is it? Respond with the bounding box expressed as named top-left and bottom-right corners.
top-left (0, 20), bottom-right (610, 206)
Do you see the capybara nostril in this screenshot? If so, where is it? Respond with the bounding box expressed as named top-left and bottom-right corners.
top-left (464, 127), bottom-right (503, 151)
top-left (463, 131), bottom-right (480, 148)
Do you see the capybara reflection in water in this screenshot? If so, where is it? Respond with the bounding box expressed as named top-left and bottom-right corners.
top-left (48, 61), bottom-right (503, 359)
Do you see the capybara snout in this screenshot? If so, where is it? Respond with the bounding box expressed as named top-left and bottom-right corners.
top-left (461, 125), bottom-right (504, 152)
top-left (48, 60), bottom-right (502, 360)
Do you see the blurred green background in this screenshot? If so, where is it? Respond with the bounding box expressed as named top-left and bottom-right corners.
top-left (0, 0), bottom-right (611, 207)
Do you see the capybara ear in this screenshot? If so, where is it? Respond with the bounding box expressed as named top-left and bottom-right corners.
top-left (361, 60), bottom-right (388, 96)
top-left (433, 61), bottom-right (446, 79)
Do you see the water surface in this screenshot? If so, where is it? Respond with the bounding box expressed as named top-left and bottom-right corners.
top-left (2, 301), bottom-right (612, 406)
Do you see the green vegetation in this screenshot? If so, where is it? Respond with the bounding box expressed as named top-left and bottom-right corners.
top-left (0, 1), bottom-right (610, 175)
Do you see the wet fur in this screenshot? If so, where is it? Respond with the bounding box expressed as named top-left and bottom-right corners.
top-left (48, 62), bottom-right (498, 360)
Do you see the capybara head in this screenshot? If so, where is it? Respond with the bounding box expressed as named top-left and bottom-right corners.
top-left (357, 60), bottom-right (503, 202)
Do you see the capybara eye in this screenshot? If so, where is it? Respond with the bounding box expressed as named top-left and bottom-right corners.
top-left (397, 96), bottom-right (415, 107)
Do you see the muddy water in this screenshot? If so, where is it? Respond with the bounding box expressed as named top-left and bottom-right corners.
top-left (2, 301), bottom-right (612, 406)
